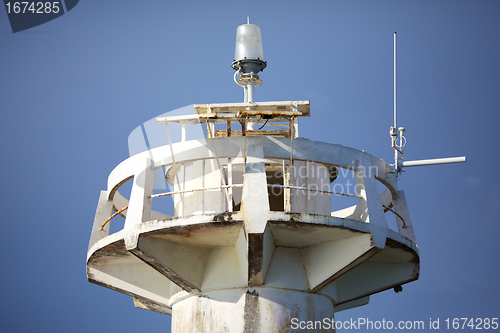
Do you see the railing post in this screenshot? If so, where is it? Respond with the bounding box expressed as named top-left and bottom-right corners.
top-left (354, 158), bottom-right (388, 248)
top-left (124, 158), bottom-right (154, 230)
top-left (88, 190), bottom-right (113, 253)
top-left (393, 190), bottom-right (417, 244)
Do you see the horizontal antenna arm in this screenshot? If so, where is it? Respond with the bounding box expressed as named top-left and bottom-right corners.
top-left (401, 156), bottom-right (466, 168)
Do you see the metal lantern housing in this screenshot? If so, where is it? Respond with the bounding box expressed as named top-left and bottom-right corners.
top-left (231, 23), bottom-right (266, 74)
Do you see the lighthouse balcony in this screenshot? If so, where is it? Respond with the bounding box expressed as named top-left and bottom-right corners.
top-left (87, 133), bottom-right (419, 316)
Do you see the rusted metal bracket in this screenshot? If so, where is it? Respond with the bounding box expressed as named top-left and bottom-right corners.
top-left (383, 204), bottom-right (407, 228)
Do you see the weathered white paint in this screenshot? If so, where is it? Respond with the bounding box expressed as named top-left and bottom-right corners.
top-left (303, 233), bottom-right (379, 291)
top-left (393, 190), bottom-right (417, 243)
top-left (201, 246), bottom-right (247, 290)
top-left (261, 225), bottom-right (275, 285)
top-left (171, 288), bottom-right (335, 333)
top-left (136, 234), bottom-right (210, 291)
top-left (380, 188), bottom-right (417, 244)
top-left (292, 160), bottom-right (331, 215)
top-left (241, 144), bottom-right (270, 234)
top-left (352, 158), bottom-right (389, 248)
top-left (88, 190), bottom-right (113, 252)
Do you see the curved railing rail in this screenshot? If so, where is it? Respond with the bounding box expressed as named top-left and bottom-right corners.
top-left (96, 137), bottom-right (418, 242)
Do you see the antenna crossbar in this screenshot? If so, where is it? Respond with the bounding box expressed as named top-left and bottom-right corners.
top-left (401, 157), bottom-right (467, 168)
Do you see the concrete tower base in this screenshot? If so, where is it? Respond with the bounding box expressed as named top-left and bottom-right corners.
top-left (171, 287), bottom-right (335, 333)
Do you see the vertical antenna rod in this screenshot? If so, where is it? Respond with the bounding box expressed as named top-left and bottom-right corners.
top-left (394, 32), bottom-right (397, 128)
top-left (391, 31), bottom-right (405, 172)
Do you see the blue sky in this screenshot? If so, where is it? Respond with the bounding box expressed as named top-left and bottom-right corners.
top-left (1, 1), bottom-right (499, 332)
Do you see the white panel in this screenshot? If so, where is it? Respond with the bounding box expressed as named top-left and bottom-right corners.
top-left (265, 247), bottom-right (309, 290)
top-left (138, 235), bottom-right (210, 290)
top-left (201, 246), bottom-right (247, 290)
top-left (303, 234), bottom-right (375, 290)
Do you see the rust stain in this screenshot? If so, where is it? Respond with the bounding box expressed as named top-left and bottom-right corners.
top-left (248, 234), bottom-right (263, 285)
top-left (88, 239), bottom-right (129, 263)
top-left (238, 110), bottom-right (302, 117)
top-left (215, 129), bottom-right (290, 138)
top-left (145, 219), bottom-right (242, 239)
top-left (413, 263), bottom-right (420, 279)
top-left (243, 289), bottom-right (260, 333)
top-left (212, 211), bottom-right (236, 223)
top-left (385, 238), bottom-right (420, 264)
top-left (269, 217), bottom-right (366, 236)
